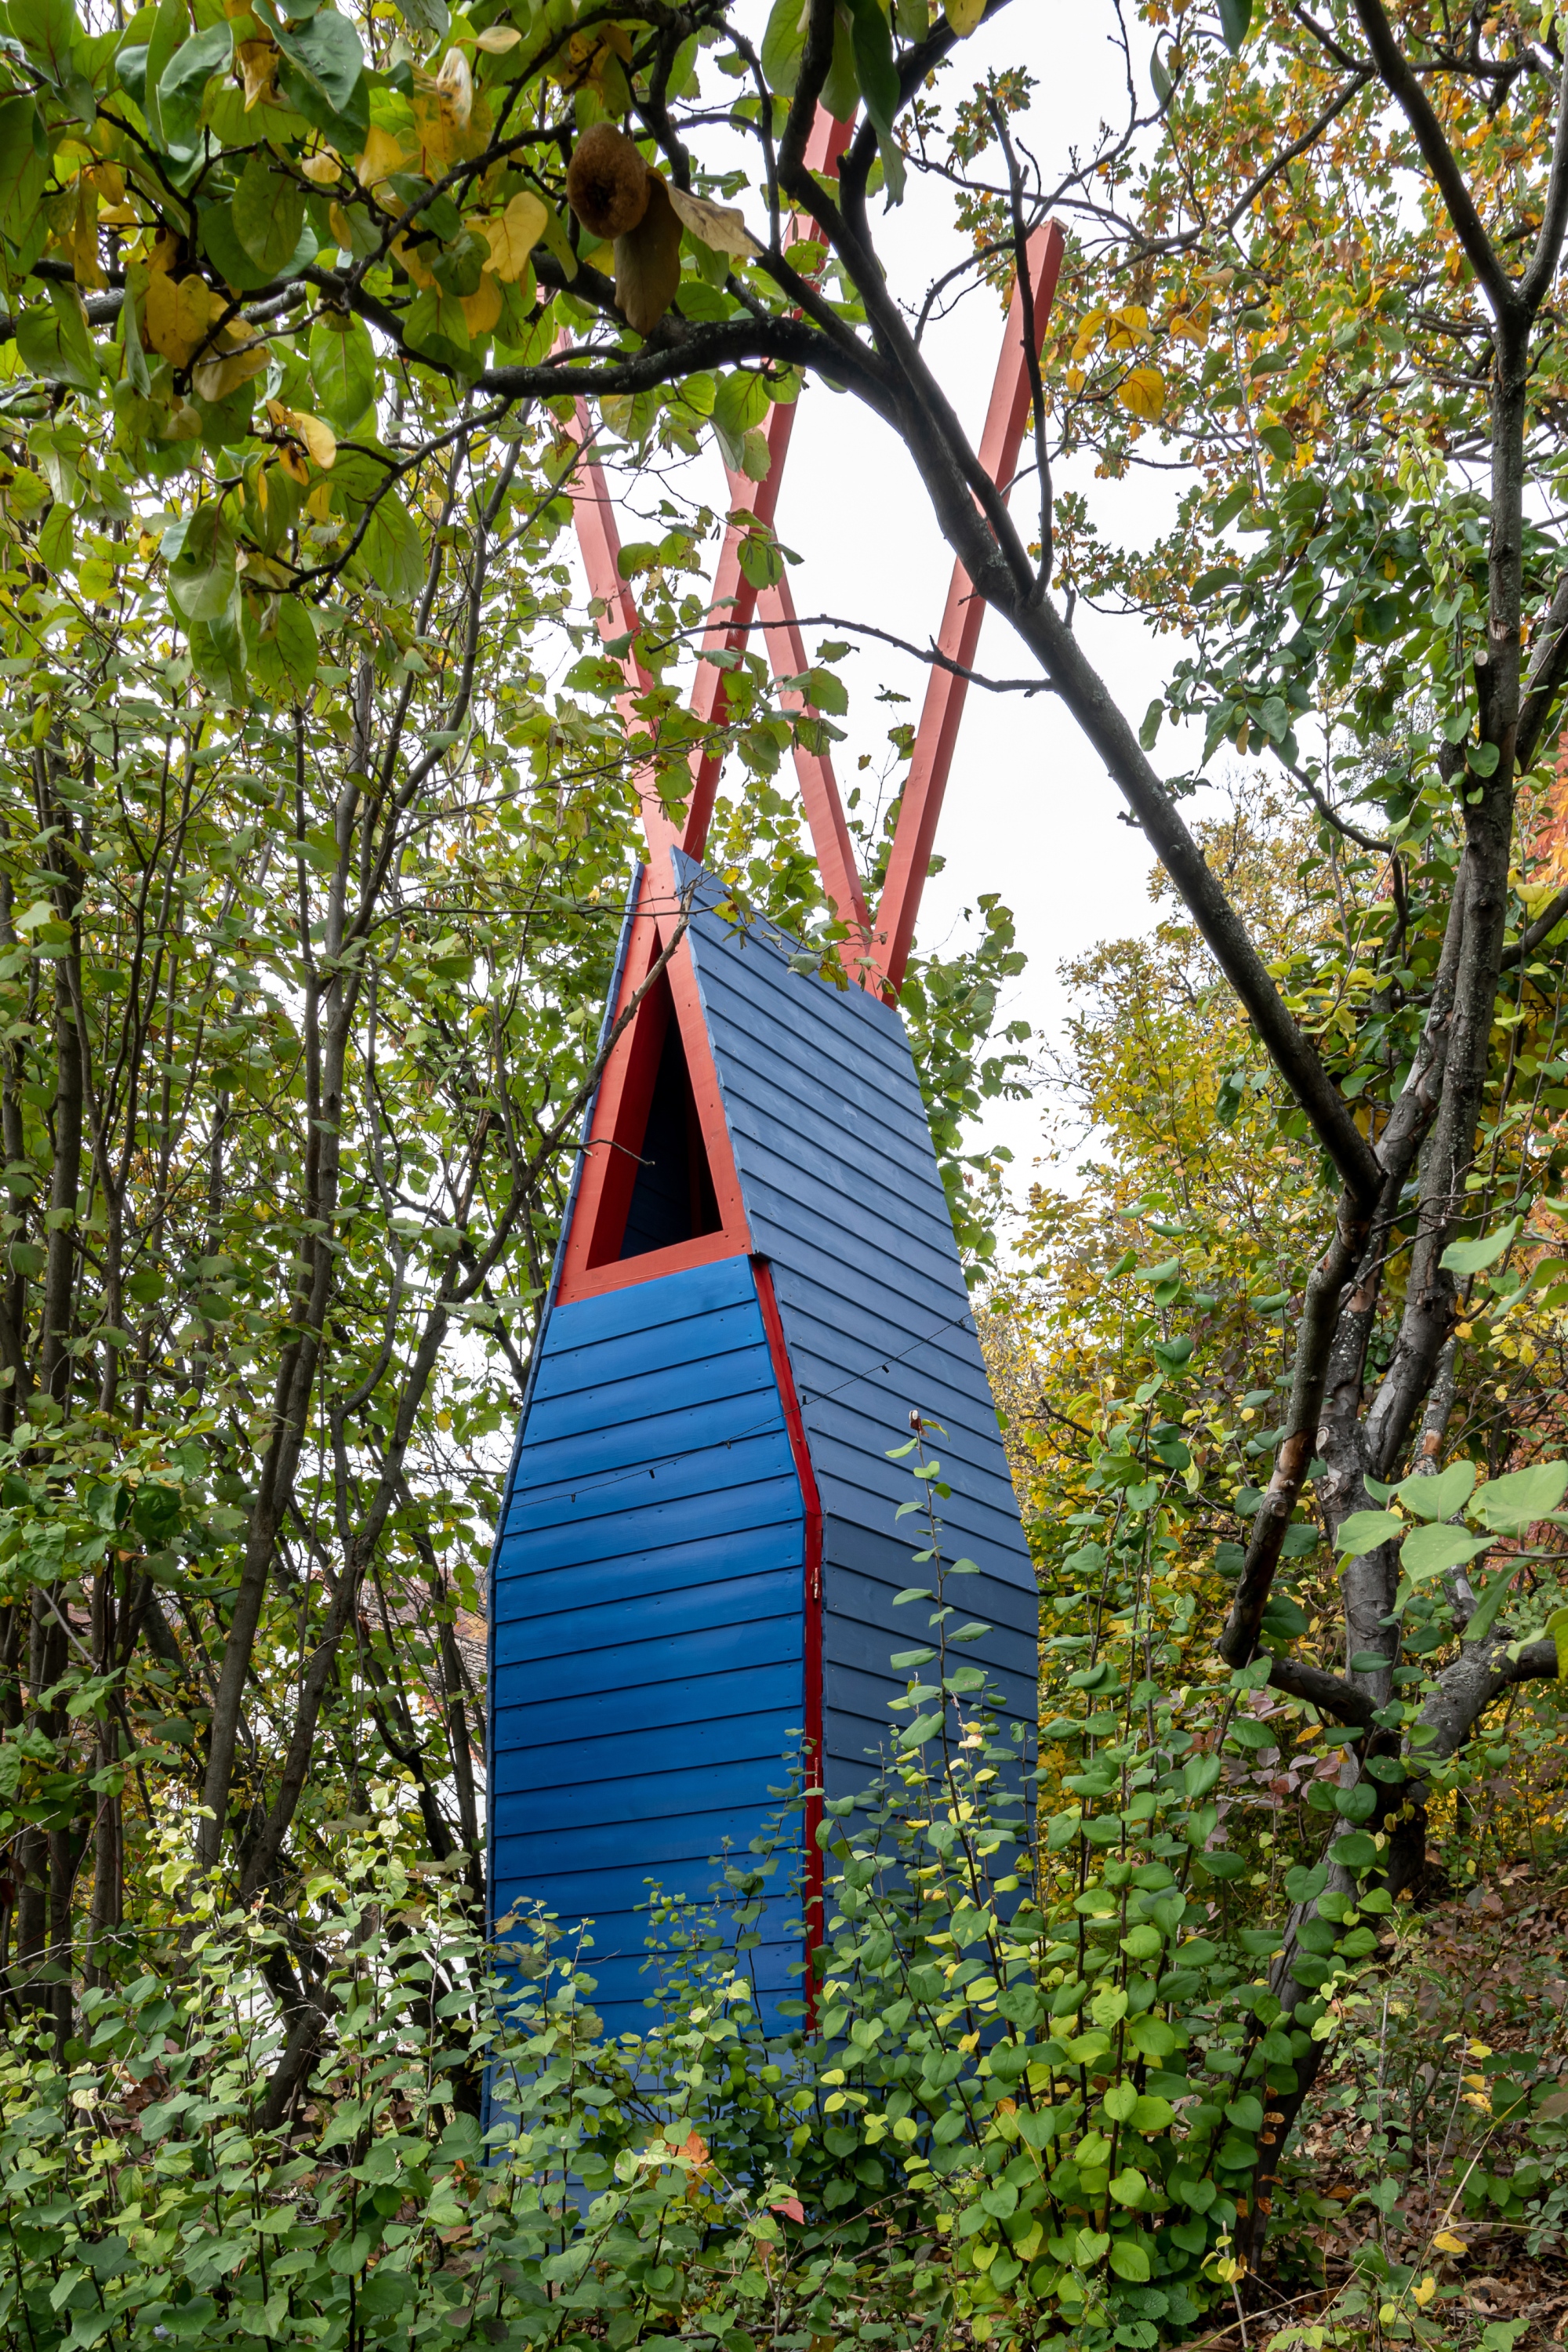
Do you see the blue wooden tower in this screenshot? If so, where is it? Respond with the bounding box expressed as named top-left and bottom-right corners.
top-left (485, 219), bottom-right (1062, 2032)
top-left (486, 852), bottom-right (1037, 2032)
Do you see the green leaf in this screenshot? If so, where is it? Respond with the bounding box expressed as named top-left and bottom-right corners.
top-left (157, 20), bottom-right (233, 147)
top-left (1218, 0), bottom-right (1251, 49)
top-left (0, 96), bottom-right (48, 241)
top-left (1399, 1522), bottom-right (1490, 1584)
top-left (1108, 2236), bottom-right (1151, 2281)
top-left (1439, 1216), bottom-right (1519, 1276)
top-left (842, 0), bottom-right (906, 201)
top-left (1468, 739), bottom-right (1501, 776)
top-left (713, 368), bottom-right (770, 467)
top-left (37, 500), bottom-right (71, 573)
top-left (1195, 1849), bottom-right (1247, 1880)
top-left (1394, 1458), bottom-right (1476, 1522)
top-left (232, 149), bottom-right (307, 275)
top-left (10, 0), bottom-right (81, 93)
top-left (1463, 1562), bottom-right (1524, 1646)
top-left (760, 0), bottom-right (808, 94)
top-left (1548, 1606), bottom-right (1568, 1681)
top-left (163, 506), bottom-right (238, 624)
top-left (1471, 1461), bottom-right (1568, 1533)
top-left (16, 283), bottom-right (98, 391)
top-left (1330, 1830), bottom-right (1377, 1870)
top-left (118, 279), bottom-right (151, 396)
top-left (252, 598), bottom-right (319, 701)
top-left (201, 198), bottom-right (318, 294)
top-left (360, 496), bottom-right (426, 599)
top-left (274, 6), bottom-right (364, 116)
top-left (1335, 1508), bottom-right (1402, 1557)
top-left (1183, 1753), bottom-right (1221, 1799)
top-left (142, 0), bottom-right (189, 146)
top-left (309, 314), bottom-right (376, 433)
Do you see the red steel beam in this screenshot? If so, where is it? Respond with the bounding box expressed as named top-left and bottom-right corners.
top-left (750, 568), bottom-right (873, 953)
top-left (562, 111), bottom-right (852, 884)
top-left (866, 220), bottom-right (1065, 996)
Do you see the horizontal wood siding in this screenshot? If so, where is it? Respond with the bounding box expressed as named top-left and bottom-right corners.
top-left (491, 1254), bottom-right (809, 2032)
top-left (674, 854), bottom-right (1036, 1798)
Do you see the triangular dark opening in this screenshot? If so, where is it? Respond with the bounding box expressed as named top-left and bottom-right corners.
top-left (585, 971), bottom-right (721, 1269)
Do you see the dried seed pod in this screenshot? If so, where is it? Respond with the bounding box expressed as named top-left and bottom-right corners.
top-left (566, 121), bottom-right (650, 240)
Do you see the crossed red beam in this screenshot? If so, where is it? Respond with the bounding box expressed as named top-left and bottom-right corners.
top-left (566, 124), bottom-right (1063, 1000)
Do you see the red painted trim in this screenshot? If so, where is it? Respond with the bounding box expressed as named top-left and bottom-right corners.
top-left (560, 1225), bottom-right (744, 1304)
top-left (752, 1254), bottom-right (824, 2024)
top-left (868, 221), bottom-right (1066, 996)
top-left (556, 854), bottom-right (751, 1307)
top-left (563, 110), bottom-right (853, 872)
top-left (753, 569), bottom-right (874, 972)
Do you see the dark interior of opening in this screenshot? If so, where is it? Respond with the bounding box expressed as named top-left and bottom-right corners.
top-left (590, 975), bottom-right (721, 1265)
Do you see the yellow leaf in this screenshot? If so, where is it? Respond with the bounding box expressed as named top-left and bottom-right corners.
top-left (305, 479), bottom-right (335, 522)
top-left (1169, 298), bottom-right (1211, 343)
top-left (665, 180), bottom-right (762, 258)
top-left (1065, 365), bottom-right (1085, 394)
top-left (1432, 2231), bottom-right (1468, 2256)
top-left (1105, 304), bottom-right (1149, 352)
top-left (59, 183), bottom-right (103, 290)
top-left (436, 45), bottom-right (474, 131)
top-left (412, 86), bottom-right (455, 174)
top-left (392, 234), bottom-right (436, 289)
top-left (947, 0), bottom-right (986, 31)
top-left (191, 337), bottom-right (270, 403)
top-left (1118, 365), bottom-right (1164, 421)
top-left (1412, 2279), bottom-right (1437, 2308)
top-left (274, 406), bottom-right (336, 469)
top-left (299, 147), bottom-right (341, 186)
top-left (143, 270), bottom-right (216, 367)
top-left (460, 272), bottom-right (502, 336)
top-left (1070, 307), bottom-right (1106, 362)
top-left (238, 37), bottom-right (278, 109)
top-left (357, 123), bottom-right (408, 191)
top-left (483, 189), bottom-right (546, 282)
top-left (474, 23), bottom-right (521, 49)
top-left (328, 202), bottom-right (354, 252)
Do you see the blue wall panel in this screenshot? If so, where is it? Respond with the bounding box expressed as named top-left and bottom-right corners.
top-left (673, 851), bottom-right (1036, 1798)
top-left (489, 1254), bottom-right (808, 2035)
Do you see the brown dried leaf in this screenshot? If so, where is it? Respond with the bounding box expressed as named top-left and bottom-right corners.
top-left (665, 181), bottom-right (761, 260)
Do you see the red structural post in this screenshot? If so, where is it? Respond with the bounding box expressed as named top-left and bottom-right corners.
top-left (562, 128), bottom-right (1062, 998)
top-left (866, 220), bottom-right (1065, 996)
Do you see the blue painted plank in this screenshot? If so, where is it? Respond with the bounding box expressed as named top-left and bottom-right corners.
top-left (496, 1849), bottom-right (806, 1923)
top-left (492, 1660), bottom-right (806, 1751)
top-left (528, 1298), bottom-right (770, 1402)
top-left (495, 1568), bottom-right (801, 1668)
top-left (703, 989), bottom-right (938, 1167)
top-left (499, 1802), bottom-right (805, 1878)
top-left (499, 1466), bottom-right (802, 1570)
top-left (524, 1337), bottom-right (777, 1446)
top-left (495, 1709), bottom-right (808, 1795)
top-left (508, 1381), bottom-right (786, 1497)
top-left (495, 1505), bottom-right (804, 1618)
top-left (495, 1613), bottom-right (801, 1711)
top-left (825, 1548), bottom-right (1038, 1638)
top-left (532, 1251), bottom-right (758, 1351)
top-left (495, 1754), bottom-right (804, 1838)
top-left (504, 1432), bottom-right (797, 1540)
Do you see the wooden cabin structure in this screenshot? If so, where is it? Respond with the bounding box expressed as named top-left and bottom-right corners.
top-left (488, 187), bottom-right (1063, 2034)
